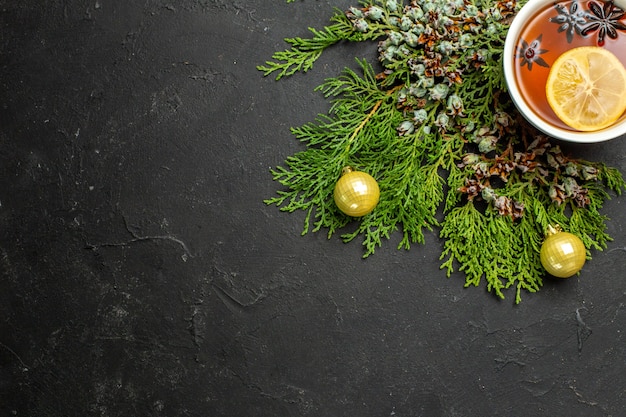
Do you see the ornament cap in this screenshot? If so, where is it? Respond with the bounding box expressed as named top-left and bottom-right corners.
top-left (545, 224), bottom-right (562, 236)
top-left (341, 166), bottom-right (354, 176)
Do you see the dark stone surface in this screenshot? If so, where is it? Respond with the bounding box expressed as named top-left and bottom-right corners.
top-left (2, 1), bottom-right (626, 416)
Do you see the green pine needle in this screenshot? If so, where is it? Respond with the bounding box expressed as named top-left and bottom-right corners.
top-left (257, 12), bottom-right (368, 80)
top-left (262, 0), bottom-right (626, 303)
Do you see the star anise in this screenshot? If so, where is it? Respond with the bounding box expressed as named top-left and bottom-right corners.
top-left (581, 0), bottom-right (626, 46)
top-left (516, 34), bottom-right (549, 70)
top-left (550, 1), bottom-right (587, 43)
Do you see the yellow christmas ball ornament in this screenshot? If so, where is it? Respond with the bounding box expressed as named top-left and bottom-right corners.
top-left (333, 166), bottom-right (380, 217)
top-left (540, 225), bottom-right (586, 278)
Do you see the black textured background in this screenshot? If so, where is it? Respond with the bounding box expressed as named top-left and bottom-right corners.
top-left (2, 1), bottom-right (626, 416)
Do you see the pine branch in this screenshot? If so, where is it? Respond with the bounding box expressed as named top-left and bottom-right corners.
top-left (439, 202), bottom-right (545, 302)
top-left (258, 7), bottom-right (395, 80)
top-left (257, 24), bottom-right (345, 79)
top-left (261, 0), bottom-right (626, 303)
top-left (257, 12), bottom-right (367, 80)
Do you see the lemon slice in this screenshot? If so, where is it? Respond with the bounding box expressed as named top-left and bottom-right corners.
top-left (546, 46), bottom-right (626, 131)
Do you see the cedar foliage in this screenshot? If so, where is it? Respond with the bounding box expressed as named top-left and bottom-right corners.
top-left (259, 0), bottom-right (625, 303)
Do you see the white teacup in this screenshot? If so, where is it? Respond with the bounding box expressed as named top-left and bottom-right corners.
top-left (503, 0), bottom-right (626, 142)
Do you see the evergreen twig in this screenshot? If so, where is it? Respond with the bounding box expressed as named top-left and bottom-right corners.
top-left (263, 0), bottom-right (626, 303)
